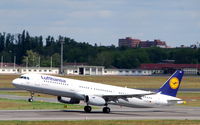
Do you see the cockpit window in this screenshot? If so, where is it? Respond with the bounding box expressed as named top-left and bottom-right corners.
top-left (20, 76), bottom-right (25, 79)
top-left (20, 76), bottom-right (30, 80)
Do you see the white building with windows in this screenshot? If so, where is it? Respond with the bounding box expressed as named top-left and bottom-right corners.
top-left (19, 67), bottom-right (59, 74)
top-left (0, 65), bottom-right (151, 76)
top-left (0, 67), bottom-right (59, 75)
top-left (63, 65), bottom-right (152, 76)
top-left (0, 68), bottom-right (18, 74)
top-left (63, 65), bottom-right (104, 75)
top-left (103, 69), bottom-right (152, 75)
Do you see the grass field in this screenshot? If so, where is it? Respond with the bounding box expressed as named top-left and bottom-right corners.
top-left (0, 75), bottom-right (200, 88)
top-left (0, 75), bottom-right (19, 88)
top-left (0, 98), bottom-right (84, 110)
top-left (177, 92), bottom-right (200, 107)
top-left (0, 120), bottom-right (200, 125)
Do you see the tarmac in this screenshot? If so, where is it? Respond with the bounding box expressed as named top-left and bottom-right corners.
top-left (0, 106), bottom-right (200, 120)
top-left (0, 94), bottom-right (200, 120)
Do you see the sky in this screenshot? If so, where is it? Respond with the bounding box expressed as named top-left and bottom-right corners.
top-left (0, 0), bottom-right (200, 47)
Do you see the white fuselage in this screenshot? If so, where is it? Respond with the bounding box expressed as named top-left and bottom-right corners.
top-left (12, 73), bottom-right (182, 108)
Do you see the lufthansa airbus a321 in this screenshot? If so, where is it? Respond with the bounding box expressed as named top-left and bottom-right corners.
top-left (12, 70), bottom-right (184, 113)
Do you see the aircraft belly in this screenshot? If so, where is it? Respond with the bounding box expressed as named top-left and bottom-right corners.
top-left (114, 98), bottom-right (157, 108)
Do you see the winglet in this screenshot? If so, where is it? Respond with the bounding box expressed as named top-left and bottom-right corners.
top-left (156, 70), bottom-right (184, 97)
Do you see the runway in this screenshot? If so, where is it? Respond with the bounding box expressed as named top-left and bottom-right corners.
top-left (0, 92), bottom-right (200, 120)
top-left (0, 106), bottom-right (200, 120)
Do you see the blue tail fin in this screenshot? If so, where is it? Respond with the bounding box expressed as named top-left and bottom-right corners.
top-left (156, 70), bottom-right (184, 97)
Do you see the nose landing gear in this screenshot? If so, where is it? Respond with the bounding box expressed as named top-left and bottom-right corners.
top-left (28, 92), bottom-right (34, 102)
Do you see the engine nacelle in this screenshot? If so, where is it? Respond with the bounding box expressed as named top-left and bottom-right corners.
top-left (85, 95), bottom-right (106, 106)
top-left (57, 96), bottom-right (80, 104)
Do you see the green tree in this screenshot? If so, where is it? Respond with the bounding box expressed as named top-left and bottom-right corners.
top-left (146, 47), bottom-right (168, 63)
top-left (0, 33), bottom-right (5, 52)
top-left (22, 50), bottom-right (40, 67)
top-left (174, 48), bottom-right (197, 64)
top-left (52, 53), bottom-right (60, 67)
top-left (93, 51), bottom-right (114, 68)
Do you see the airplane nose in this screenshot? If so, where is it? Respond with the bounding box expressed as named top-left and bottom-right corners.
top-left (12, 79), bottom-right (20, 86)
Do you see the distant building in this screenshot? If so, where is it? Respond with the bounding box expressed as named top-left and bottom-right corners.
top-left (139, 39), bottom-right (167, 48)
top-left (63, 63), bottom-right (104, 75)
top-left (19, 67), bottom-right (59, 74)
top-left (0, 61), bottom-right (151, 76)
top-left (118, 37), bottom-right (141, 48)
top-left (0, 67), bottom-right (59, 74)
top-left (63, 65), bottom-right (104, 75)
top-left (179, 42), bottom-right (200, 48)
top-left (63, 63), bottom-right (152, 76)
top-left (118, 37), bottom-right (167, 48)
top-left (140, 63), bottom-right (200, 75)
top-left (104, 69), bottom-right (152, 76)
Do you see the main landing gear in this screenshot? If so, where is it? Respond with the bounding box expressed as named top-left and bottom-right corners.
top-left (84, 106), bottom-right (111, 113)
top-left (84, 106), bottom-right (92, 113)
top-left (103, 107), bottom-right (110, 113)
top-left (28, 92), bottom-right (34, 102)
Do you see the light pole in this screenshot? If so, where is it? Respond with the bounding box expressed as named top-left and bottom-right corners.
top-left (60, 37), bottom-right (64, 75)
top-left (26, 57), bottom-right (28, 69)
top-left (14, 56), bottom-right (16, 69)
top-left (50, 56), bottom-right (52, 69)
top-left (38, 56), bottom-right (40, 68)
top-left (1, 56), bottom-right (3, 68)
top-left (196, 42), bottom-right (199, 75)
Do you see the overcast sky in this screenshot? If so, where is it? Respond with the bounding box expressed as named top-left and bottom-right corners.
top-left (0, 0), bottom-right (200, 47)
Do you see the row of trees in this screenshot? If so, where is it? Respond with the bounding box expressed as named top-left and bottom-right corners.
top-left (0, 30), bottom-right (199, 68)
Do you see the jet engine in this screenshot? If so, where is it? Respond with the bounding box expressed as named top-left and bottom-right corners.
top-left (57, 96), bottom-right (80, 104)
top-left (85, 95), bottom-right (106, 106)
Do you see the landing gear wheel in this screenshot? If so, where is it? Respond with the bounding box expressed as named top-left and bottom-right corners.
top-left (84, 106), bottom-right (92, 113)
top-left (103, 107), bottom-right (110, 113)
top-left (28, 92), bottom-right (34, 102)
top-left (28, 98), bottom-right (33, 102)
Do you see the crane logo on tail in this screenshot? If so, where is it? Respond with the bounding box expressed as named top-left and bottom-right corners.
top-left (169, 77), bottom-right (179, 89)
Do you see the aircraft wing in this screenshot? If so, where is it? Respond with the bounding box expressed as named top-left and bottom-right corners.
top-left (102, 92), bottom-right (155, 101)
